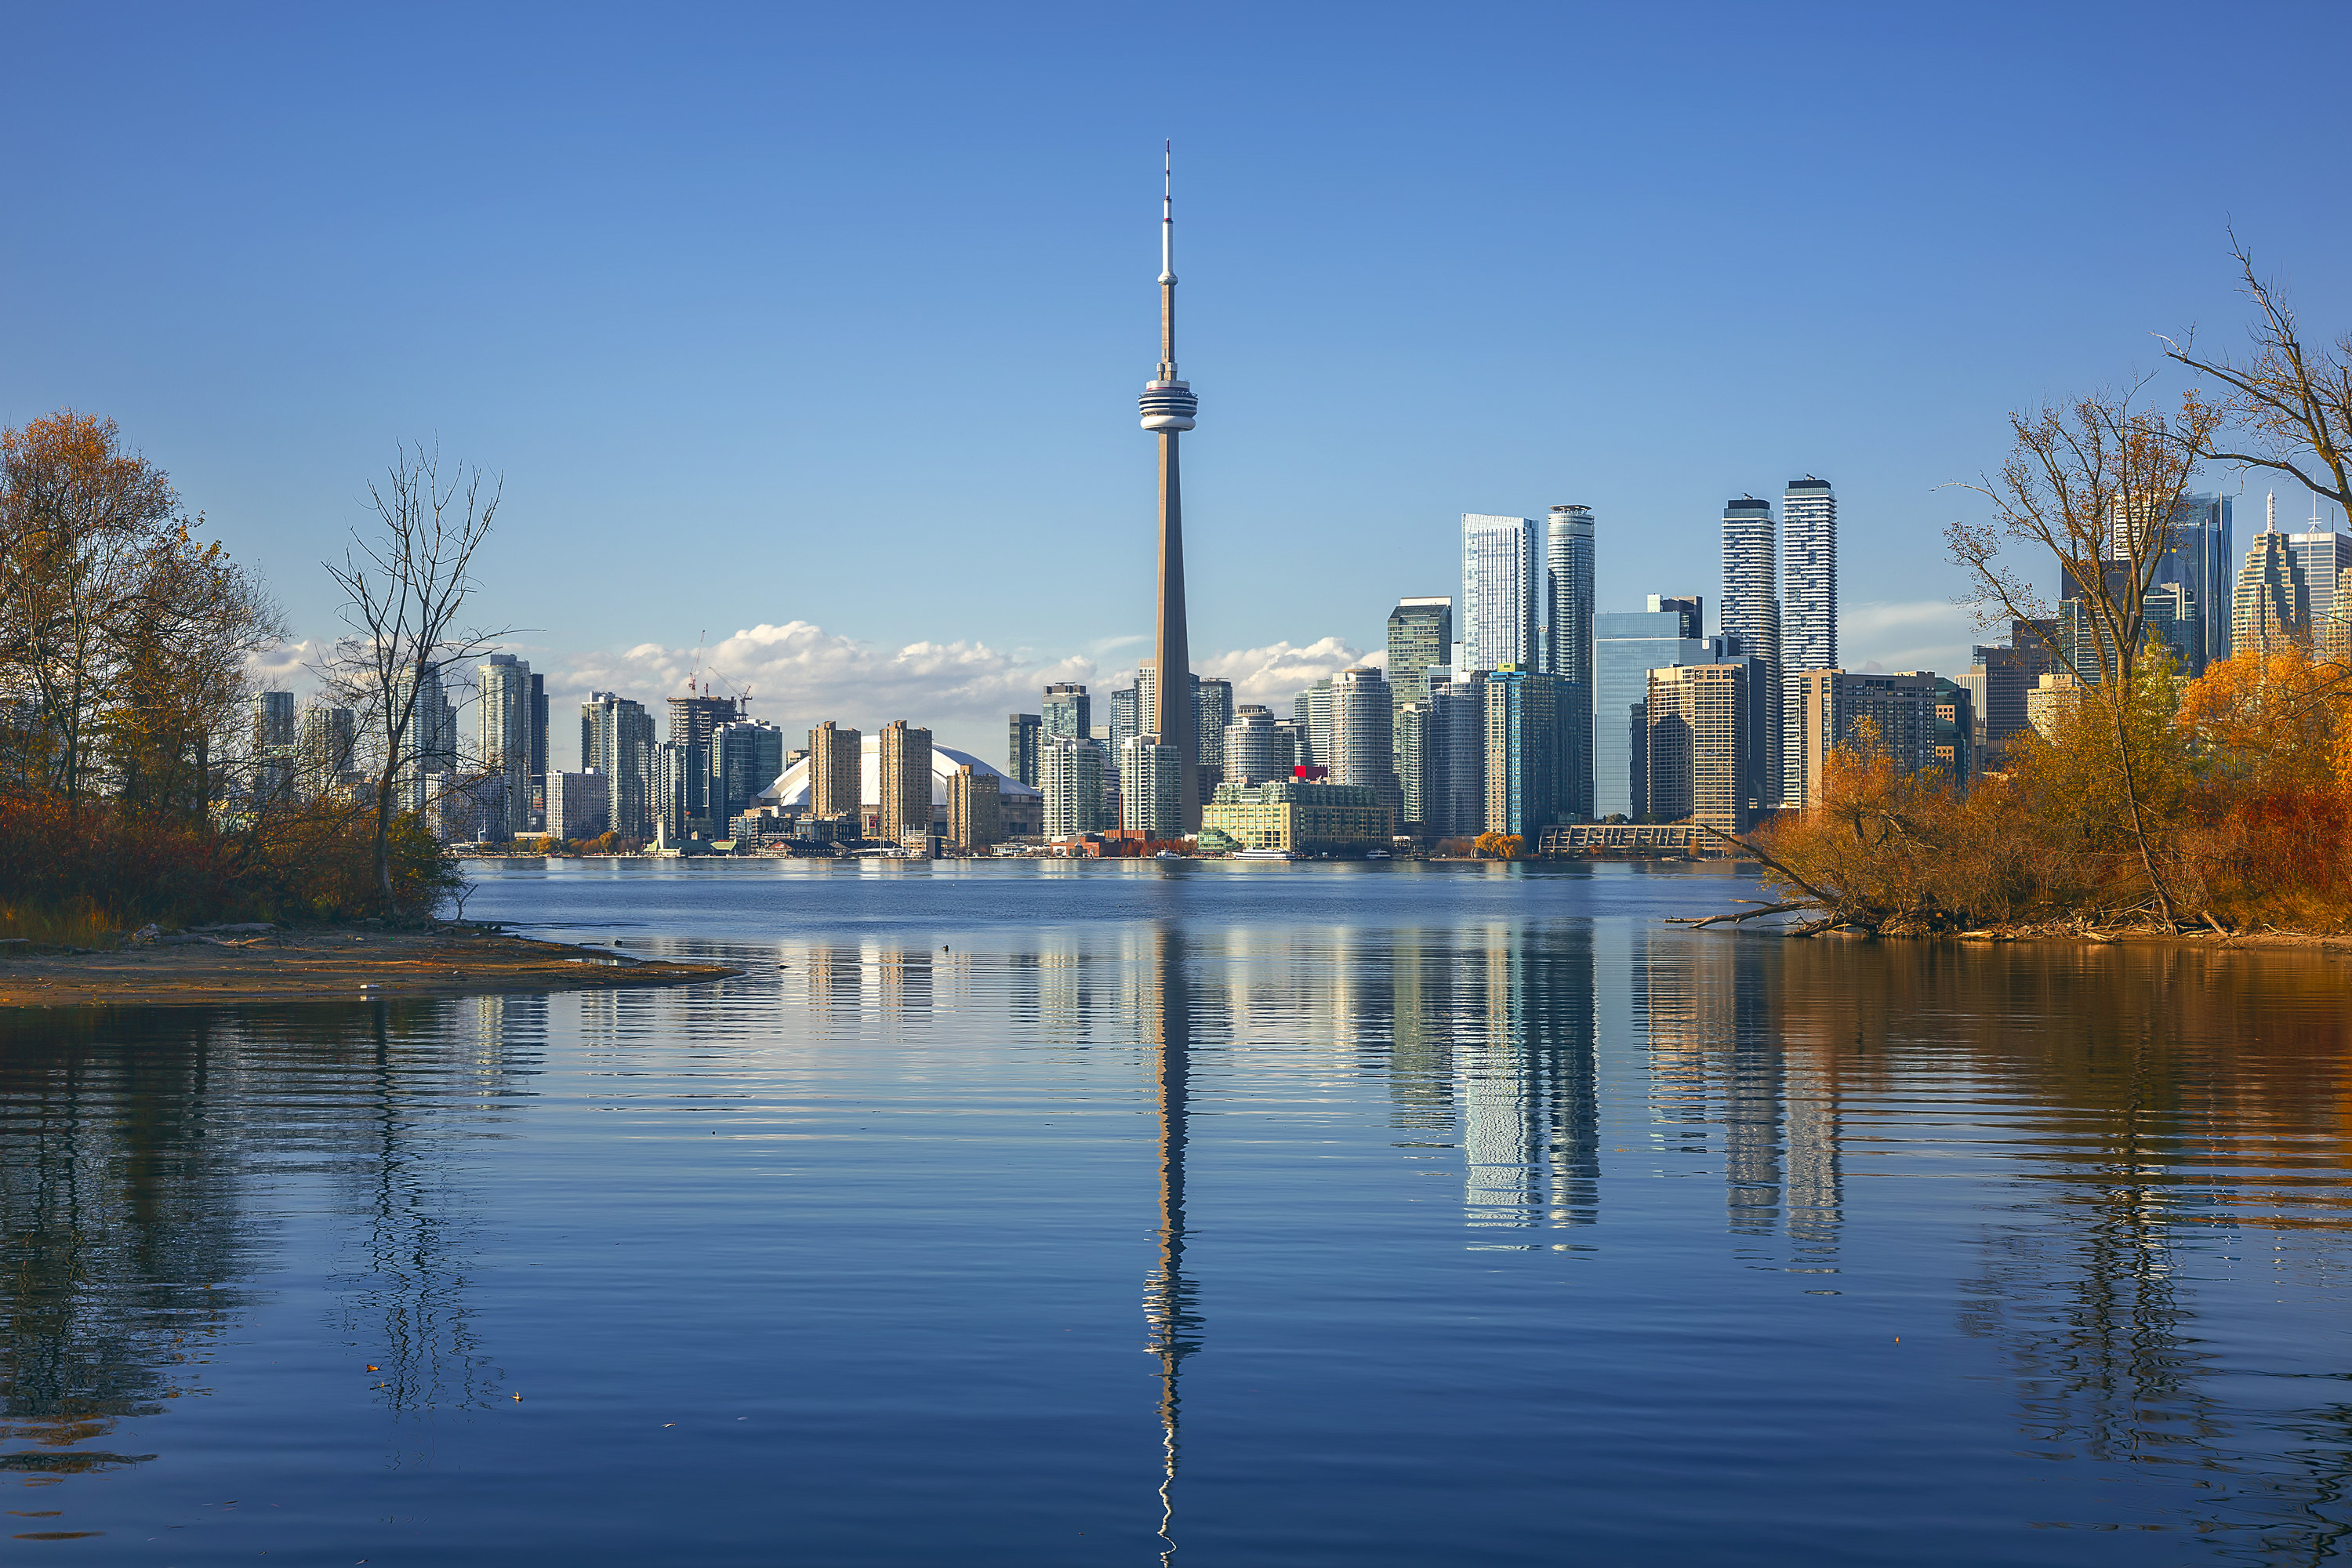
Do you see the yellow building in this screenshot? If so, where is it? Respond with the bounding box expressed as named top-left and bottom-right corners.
top-left (1201, 779), bottom-right (1393, 853)
top-left (878, 720), bottom-right (933, 846)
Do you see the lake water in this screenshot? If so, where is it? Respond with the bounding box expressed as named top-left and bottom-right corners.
top-left (3, 859), bottom-right (2350, 1565)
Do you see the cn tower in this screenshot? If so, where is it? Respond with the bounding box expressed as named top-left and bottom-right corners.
top-left (1139, 143), bottom-right (1202, 833)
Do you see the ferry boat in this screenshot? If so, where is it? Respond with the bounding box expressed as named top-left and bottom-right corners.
top-left (1234, 848), bottom-right (1300, 861)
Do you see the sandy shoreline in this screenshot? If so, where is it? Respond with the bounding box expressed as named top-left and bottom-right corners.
top-left (0, 924), bottom-right (741, 1007)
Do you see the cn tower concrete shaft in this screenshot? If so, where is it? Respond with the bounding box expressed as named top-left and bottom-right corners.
top-left (1138, 147), bottom-right (1202, 833)
top-left (1154, 428), bottom-right (1199, 832)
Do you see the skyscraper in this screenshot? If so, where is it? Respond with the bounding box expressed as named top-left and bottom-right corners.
top-left (1138, 147), bottom-right (1203, 833)
top-left (1120, 733), bottom-right (1183, 840)
top-left (1430, 671), bottom-right (1485, 839)
top-left (251, 689), bottom-right (296, 804)
top-left (581, 691), bottom-right (654, 838)
top-left (711, 720), bottom-right (784, 826)
top-left (807, 721), bottom-right (861, 824)
top-left (1646, 662), bottom-right (1752, 833)
top-left (395, 661), bottom-right (458, 830)
top-left (1327, 666), bottom-right (1401, 822)
top-left (1194, 677), bottom-right (1232, 778)
top-left (1547, 507), bottom-right (1595, 821)
top-left (478, 653), bottom-right (533, 840)
top-left (1461, 514), bottom-right (1541, 673)
top-left (1593, 610), bottom-right (1719, 819)
top-left (1781, 477), bottom-right (1837, 804)
top-left (528, 671), bottom-right (548, 829)
top-left (1482, 666), bottom-right (1559, 837)
top-left (1040, 738), bottom-right (1109, 840)
top-left (1007, 712), bottom-right (1043, 788)
top-left (1719, 497), bottom-right (1782, 806)
top-left (878, 720), bottom-right (933, 845)
top-left (948, 764), bottom-right (1000, 851)
top-left (1387, 597), bottom-right (1454, 706)
top-left (1042, 683), bottom-right (1091, 746)
top-left (1223, 705), bottom-right (1290, 788)
top-left (2233, 528), bottom-right (2306, 655)
top-left (1793, 671), bottom-right (1940, 797)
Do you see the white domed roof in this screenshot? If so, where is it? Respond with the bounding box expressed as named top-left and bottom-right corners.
top-left (757, 737), bottom-right (1039, 810)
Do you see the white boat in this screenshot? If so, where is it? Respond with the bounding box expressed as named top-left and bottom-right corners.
top-left (1154, 850), bottom-right (1185, 860)
top-left (1365, 850), bottom-right (1392, 859)
top-left (1234, 848), bottom-right (1299, 861)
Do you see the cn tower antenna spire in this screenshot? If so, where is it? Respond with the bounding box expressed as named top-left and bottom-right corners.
top-left (1137, 142), bottom-right (1202, 833)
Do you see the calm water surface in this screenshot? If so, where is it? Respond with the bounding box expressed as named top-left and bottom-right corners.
top-left (3, 860), bottom-right (2350, 1564)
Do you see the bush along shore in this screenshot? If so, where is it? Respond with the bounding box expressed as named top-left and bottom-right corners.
top-left (1685, 642), bottom-right (2352, 943)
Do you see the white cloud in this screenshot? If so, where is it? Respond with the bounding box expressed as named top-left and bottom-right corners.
top-left (247, 622), bottom-right (1382, 764)
top-left (1841, 600), bottom-right (1976, 678)
top-left (1192, 637), bottom-right (1378, 706)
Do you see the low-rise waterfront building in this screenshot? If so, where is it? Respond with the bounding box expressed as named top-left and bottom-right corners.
top-left (1200, 778), bottom-right (1395, 855)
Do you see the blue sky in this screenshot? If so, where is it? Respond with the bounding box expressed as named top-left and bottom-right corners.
top-left (5, 2), bottom-right (2348, 760)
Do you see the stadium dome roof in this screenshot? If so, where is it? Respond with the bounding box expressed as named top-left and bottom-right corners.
top-left (757, 737), bottom-right (1039, 810)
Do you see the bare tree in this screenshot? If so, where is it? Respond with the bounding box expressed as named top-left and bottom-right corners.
top-left (1944, 382), bottom-right (2219, 927)
top-left (320, 446), bottom-right (510, 912)
top-left (2163, 234), bottom-right (2352, 523)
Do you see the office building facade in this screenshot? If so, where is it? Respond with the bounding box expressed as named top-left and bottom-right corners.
top-left (1547, 507), bottom-right (1595, 821)
top-left (1327, 666), bottom-right (1400, 818)
top-left (1719, 497), bottom-right (1783, 805)
top-left (1042, 684), bottom-right (1091, 746)
top-left (1195, 677), bottom-right (1232, 775)
top-left (948, 764), bottom-right (1000, 851)
top-left (546, 769), bottom-right (610, 840)
top-left (1388, 597), bottom-right (1454, 706)
top-left (1224, 705), bottom-right (1290, 788)
top-left (1429, 670), bottom-right (1485, 838)
top-left (478, 653), bottom-right (534, 840)
top-left (1007, 713), bottom-right (1043, 788)
top-left (1461, 514), bottom-right (1541, 673)
top-left (581, 692), bottom-right (655, 839)
top-left (2233, 528), bottom-right (2305, 656)
top-left (1120, 734), bottom-right (1183, 840)
top-left (1593, 612), bottom-right (1717, 819)
top-left (878, 720), bottom-right (933, 846)
top-left (807, 721), bottom-right (862, 825)
top-left (712, 720), bottom-right (785, 827)
top-left (1482, 666), bottom-right (1559, 837)
top-left (1645, 662), bottom-right (1752, 834)
top-left (1792, 670), bottom-right (1940, 800)
top-left (1781, 477), bottom-right (1838, 805)
top-left (1041, 738), bottom-right (1109, 840)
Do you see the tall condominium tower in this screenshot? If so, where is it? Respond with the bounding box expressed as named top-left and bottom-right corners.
top-left (1007, 713), bottom-right (1043, 788)
top-left (1461, 514), bottom-right (1541, 673)
top-left (1040, 738), bottom-right (1109, 840)
top-left (252, 689), bottom-right (297, 804)
top-left (807, 721), bottom-right (862, 823)
top-left (2233, 528), bottom-right (2306, 655)
top-left (478, 653), bottom-right (534, 839)
top-left (2286, 491), bottom-right (2352, 640)
top-left (1780, 477), bottom-right (1838, 807)
top-left (1138, 146), bottom-right (1203, 833)
top-left (1042, 683), bottom-right (1091, 746)
top-left (878, 720), bottom-right (933, 846)
top-left (581, 691), bottom-right (654, 838)
top-left (1718, 497), bottom-right (1783, 806)
top-left (1387, 597), bottom-right (1454, 706)
top-left (1328, 666), bottom-right (1401, 821)
top-left (1547, 506), bottom-right (1595, 820)
top-left (1482, 667), bottom-right (1560, 837)
top-left (1195, 677), bottom-right (1232, 775)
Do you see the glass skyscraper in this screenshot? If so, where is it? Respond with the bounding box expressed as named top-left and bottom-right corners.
top-left (1461, 514), bottom-right (1541, 673)
top-left (1718, 497), bottom-right (1782, 806)
top-left (1546, 507), bottom-right (1595, 821)
top-left (1780, 477), bottom-right (1838, 808)
top-left (1595, 612), bottom-right (1719, 820)
top-left (1387, 597), bottom-right (1454, 706)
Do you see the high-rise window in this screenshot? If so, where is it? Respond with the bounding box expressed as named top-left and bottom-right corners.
top-left (1461, 514), bottom-right (1540, 673)
top-left (1547, 508), bottom-right (1595, 820)
top-left (1719, 498), bottom-right (1782, 806)
top-left (1780, 477), bottom-right (1838, 808)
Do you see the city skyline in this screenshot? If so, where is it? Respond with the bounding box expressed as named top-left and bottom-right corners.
top-left (14, 9), bottom-right (2350, 765)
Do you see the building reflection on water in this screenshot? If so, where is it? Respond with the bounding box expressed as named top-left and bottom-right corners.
top-left (0, 999), bottom-right (534, 1470)
top-left (3, 918), bottom-right (2350, 1550)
